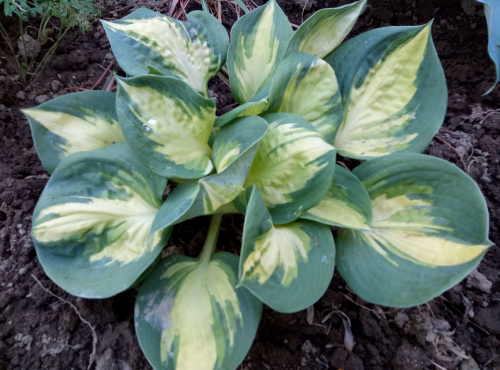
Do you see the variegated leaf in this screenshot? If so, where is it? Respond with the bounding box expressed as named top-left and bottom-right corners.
top-left (241, 113), bottom-right (336, 224)
top-left (325, 23), bottom-right (447, 159)
top-left (136, 252), bottom-right (262, 370)
top-left (303, 164), bottom-right (372, 231)
top-left (215, 98), bottom-right (269, 128)
top-left (116, 75), bottom-right (216, 180)
top-left (286, 0), bottom-right (366, 58)
top-left (32, 143), bottom-right (171, 298)
top-left (239, 185), bottom-right (335, 313)
top-left (266, 51), bottom-right (343, 144)
top-left (150, 116), bottom-right (268, 234)
top-left (22, 91), bottom-right (124, 174)
top-left (336, 154), bottom-right (492, 307)
top-left (102, 8), bottom-right (229, 96)
top-left (477, 0), bottom-right (500, 94)
top-left (227, 0), bottom-right (293, 104)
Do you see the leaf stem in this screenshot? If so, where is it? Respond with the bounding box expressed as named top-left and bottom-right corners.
top-left (233, 0), bottom-right (250, 13)
top-left (198, 214), bottom-right (223, 264)
top-left (37, 15), bottom-right (45, 42)
top-left (20, 18), bottom-right (29, 67)
top-left (200, 0), bottom-right (209, 12)
top-left (217, 72), bottom-right (230, 86)
top-left (0, 21), bottom-right (23, 80)
top-left (32, 20), bottom-right (68, 82)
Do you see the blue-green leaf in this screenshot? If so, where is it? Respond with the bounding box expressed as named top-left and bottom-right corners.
top-left (239, 185), bottom-right (335, 313)
top-left (303, 165), bottom-right (372, 231)
top-left (477, 0), bottom-right (500, 94)
top-left (325, 23), bottom-right (447, 159)
top-left (227, 0), bottom-right (293, 104)
top-left (150, 116), bottom-right (268, 234)
top-left (22, 91), bottom-right (124, 174)
top-left (241, 113), bottom-right (336, 224)
top-left (136, 252), bottom-right (262, 370)
top-left (266, 51), bottom-right (343, 144)
top-left (336, 154), bottom-right (492, 307)
top-left (32, 143), bottom-right (171, 298)
top-left (116, 75), bottom-right (216, 180)
top-left (286, 0), bottom-right (366, 58)
top-left (102, 8), bottom-right (229, 96)
top-left (215, 98), bottom-right (269, 128)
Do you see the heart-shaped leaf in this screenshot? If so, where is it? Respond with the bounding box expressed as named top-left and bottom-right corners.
top-left (136, 252), bottom-right (262, 370)
top-left (336, 154), bottom-right (492, 307)
top-left (116, 75), bottom-right (216, 180)
top-left (239, 185), bottom-right (335, 313)
top-left (102, 8), bottom-right (229, 96)
top-left (325, 23), bottom-right (447, 158)
top-left (32, 143), bottom-right (171, 298)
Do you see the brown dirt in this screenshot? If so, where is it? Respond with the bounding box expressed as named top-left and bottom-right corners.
top-left (1, 0), bottom-right (499, 369)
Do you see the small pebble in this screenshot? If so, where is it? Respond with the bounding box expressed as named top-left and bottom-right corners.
top-left (15, 91), bottom-right (26, 100)
top-left (35, 95), bottom-right (50, 104)
top-left (51, 80), bottom-right (62, 92)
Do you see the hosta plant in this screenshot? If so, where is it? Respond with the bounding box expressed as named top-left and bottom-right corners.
top-left (23, 1), bottom-right (492, 369)
top-left (478, 0), bottom-right (500, 93)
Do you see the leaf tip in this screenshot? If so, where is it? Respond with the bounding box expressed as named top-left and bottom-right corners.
top-left (423, 18), bottom-right (434, 31)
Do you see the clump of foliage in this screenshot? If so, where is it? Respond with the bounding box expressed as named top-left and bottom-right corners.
top-left (1, 0), bottom-right (41, 20)
top-left (0, 0), bottom-right (100, 83)
top-left (22, 1), bottom-right (492, 369)
top-left (41, 0), bottom-right (99, 32)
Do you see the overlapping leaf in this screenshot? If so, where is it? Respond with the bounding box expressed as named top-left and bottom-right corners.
top-left (214, 98), bottom-right (269, 128)
top-left (303, 164), bottom-right (372, 231)
top-left (336, 154), bottom-right (492, 307)
top-left (325, 23), bottom-right (447, 159)
top-left (116, 75), bottom-right (216, 179)
top-left (150, 116), bottom-right (268, 234)
top-left (239, 185), bottom-right (336, 313)
top-left (136, 252), bottom-right (262, 370)
top-left (286, 0), bottom-right (366, 58)
top-left (240, 113), bottom-right (336, 224)
top-left (227, 0), bottom-right (293, 104)
top-left (22, 91), bottom-right (124, 174)
top-left (31, 143), bottom-right (171, 298)
top-left (266, 51), bottom-right (343, 144)
top-left (102, 8), bottom-right (229, 96)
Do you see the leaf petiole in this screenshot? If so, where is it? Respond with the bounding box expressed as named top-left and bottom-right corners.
top-left (200, 0), bottom-right (209, 12)
top-left (233, 0), bottom-right (250, 13)
top-left (198, 214), bottom-right (223, 264)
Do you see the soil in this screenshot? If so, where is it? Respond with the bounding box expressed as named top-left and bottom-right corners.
top-left (1, 0), bottom-right (499, 369)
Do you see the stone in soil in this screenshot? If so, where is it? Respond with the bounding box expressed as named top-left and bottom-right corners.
top-left (466, 269), bottom-right (493, 293)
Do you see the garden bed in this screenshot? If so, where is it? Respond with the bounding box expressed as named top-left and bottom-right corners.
top-left (0, 0), bottom-right (499, 369)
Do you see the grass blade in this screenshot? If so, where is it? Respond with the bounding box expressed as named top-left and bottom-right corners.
top-left (233, 0), bottom-right (250, 13)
